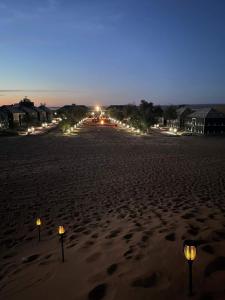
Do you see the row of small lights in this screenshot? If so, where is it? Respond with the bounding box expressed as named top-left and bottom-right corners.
top-left (27, 118), bottom-right (61, 135)
top-left (36, 218), bottom-right (65, 262)
top-left (109, 117), bottom-right (141, 134)
top-left (169, 127), bottom-right (178, 134)
top-left (36, 216), bottom-right (197, 296)
top-left (65, 117), bottom-right (87, 134)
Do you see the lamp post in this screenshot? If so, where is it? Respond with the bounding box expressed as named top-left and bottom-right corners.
top-left (183, 240), bottom-right (197, 296)
top-left (36, 218), bottom-right (41, 241)
top-left (58, 226), bottom-right (65, 262)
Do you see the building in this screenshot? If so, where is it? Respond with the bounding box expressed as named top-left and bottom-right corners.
top-left (39, 105), bottom-right (52, 122)
top-left (0, 109), bottom-right (9, 129)
top-left (167, 107), bottom-right (193, 130)
top-left (185, 108), bottom-right (225, 135)
top-left (34, 107), bottom-right (47, 122)
top-left (1, 105), bottom-right (26, 128)
top-left (20, 105), bottom-right (39, 124)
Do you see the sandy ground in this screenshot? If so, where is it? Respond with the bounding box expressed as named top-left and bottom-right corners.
top-left (1, 123), bottom-right (225, 300)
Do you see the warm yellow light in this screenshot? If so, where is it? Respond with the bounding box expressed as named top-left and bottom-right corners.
top-left (100, 120), bottom-right (104, 125)
top-left (58, 225), bottom-right (65, 235)
top-left (36, 218), bottom-right (41, 226)
top-left (95, 106), bottom-right (100, 112)
top-left (184, 244), bottom-right (197, 261)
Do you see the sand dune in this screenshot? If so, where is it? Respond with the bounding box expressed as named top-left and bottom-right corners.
top-left (1, 124), bottom-right (225, 300)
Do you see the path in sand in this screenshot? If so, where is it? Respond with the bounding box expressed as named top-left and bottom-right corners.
top-left (1, 123), bottom-right (225, 300)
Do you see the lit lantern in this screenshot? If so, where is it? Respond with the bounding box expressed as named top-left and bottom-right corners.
top-left (36, 218), bottom-right (41, 226)
top-left (183, 240), bottom-right (197, 296)
top-left (184, 244), bottom-right (197, 261)
top-left (36, 218), bottom-right (41, 241)
top-left (100, 120), bottom-right (104, 125)
top-left (58, 225), bottom-right (65, 262)
top-left (58, 225), bottom-right (65, 235)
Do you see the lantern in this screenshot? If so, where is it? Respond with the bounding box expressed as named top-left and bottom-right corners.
top-left (36, 218), bottom-right (41, 226)
top-left (184, 244), bottom-right (197, 261)
top-left (58, 225), bottom-right (65, 235)
top-left (183, 240), bottom-right (197, 296)
top-left (36, 218), bottom-right (41, 241)
top-left (58, 225), bottom-right (65, 262)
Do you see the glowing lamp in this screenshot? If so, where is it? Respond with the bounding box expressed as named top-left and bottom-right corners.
top-left (100, 120), bottom-right (104, 125)
top-left (58, 226), bottom-right (65, 262)
top-left (58, 225), bottom-right (65, 235)
top-left (36, 218), bottom-right (41, 241)
top-left (183, 240), bottom-right (197, 296)
top-left (36, 218), bottom-right (41, 226)
top-left (95, 106), bottom-right (100, 112)
top-left (184, 241), bottom-right (197, 261)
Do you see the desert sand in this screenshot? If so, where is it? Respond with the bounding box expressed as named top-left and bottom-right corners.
top-left (1, 123), bottom-right (225, 300)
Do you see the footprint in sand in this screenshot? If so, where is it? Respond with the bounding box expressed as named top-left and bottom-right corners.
top-left (88, 283), bottom-right (107, 300)
top-left (107, 264), bottom-right (117, 275)
top-left (131, 272), bottom-right (159, 288)
top-left (204, 256), bottom-right (225, 277)
top-left (165, 233), bottom-right (176, 241)
top-left (201, 244), bottom-right (215, 255)
top-left (22, 254), bottom-right (40, 263)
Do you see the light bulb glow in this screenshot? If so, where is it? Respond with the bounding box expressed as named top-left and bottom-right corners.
top-left (58, 225), bottom-right (65, 235)
top-left (36, 218), bottom-right (41, 226)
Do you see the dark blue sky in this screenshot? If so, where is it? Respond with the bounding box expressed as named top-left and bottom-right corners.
top-left (1, 0), bottom-right (225, 106)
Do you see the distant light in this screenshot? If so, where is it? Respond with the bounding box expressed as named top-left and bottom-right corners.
top-left (95, 106), bottom-right (100, 112)
top-left (100, 120), bottom-right (104, 125)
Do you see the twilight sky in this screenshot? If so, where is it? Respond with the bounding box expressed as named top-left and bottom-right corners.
top-left (1, 0), bottom-right (225, 106)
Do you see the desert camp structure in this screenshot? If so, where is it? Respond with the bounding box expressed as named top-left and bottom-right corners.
top-left (167, 107), bottom-right (193, 130)
top-left (0, 98), bottom-right (52, 129)
top-left (185, 108), bottom-right (225, 135)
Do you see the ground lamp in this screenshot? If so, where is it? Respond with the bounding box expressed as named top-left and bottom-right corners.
top-left (58, 225), bottom-right (65, 262)
top-left (36, 218), bottom-right (42, 241)
top-left (183, 240), bottom-right (197, 296)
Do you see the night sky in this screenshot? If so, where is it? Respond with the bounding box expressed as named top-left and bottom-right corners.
top-left (1, 0), bottom-right (225, 106)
